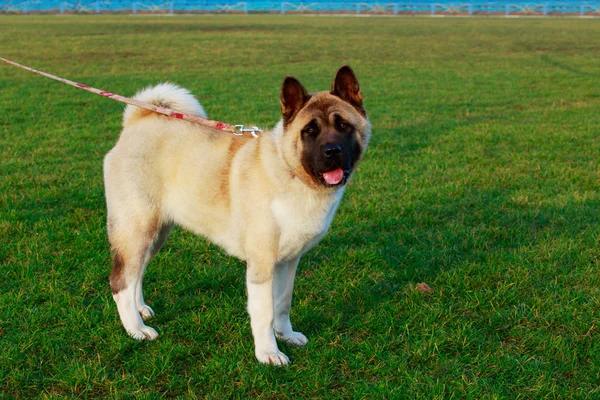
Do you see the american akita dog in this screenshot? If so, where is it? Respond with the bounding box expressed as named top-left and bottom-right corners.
top-left (104, 66), bottom-right (370, 365)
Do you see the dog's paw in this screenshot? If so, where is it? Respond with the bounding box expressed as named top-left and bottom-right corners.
top-left (127, 325), bottom-right (159, 341)
top-left (138, 305), bottom-right (155, 320)
top-left (276, 330), bottom-right (308, 346)
top-left (256, 350), bottom-right (290, 366)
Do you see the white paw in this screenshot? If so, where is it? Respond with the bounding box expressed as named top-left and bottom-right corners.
top-left (276, 330), bottom-right (308, 346)
top-left (138, 305), bottom-right (155, 320)
top-left (256, 350), bottom-right (290, 366)
top-left (127, 325), bottom-right (159, 341)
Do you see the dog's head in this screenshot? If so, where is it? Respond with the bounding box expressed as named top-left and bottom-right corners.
top-left (279, 66), bottom-right (371, 190)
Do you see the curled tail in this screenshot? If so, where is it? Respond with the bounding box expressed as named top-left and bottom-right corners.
top-left (122, 83), bottom-right (207, 127)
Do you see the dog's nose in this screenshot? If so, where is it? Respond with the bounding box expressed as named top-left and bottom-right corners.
top-left (323, 143), bottom-right (342, 158)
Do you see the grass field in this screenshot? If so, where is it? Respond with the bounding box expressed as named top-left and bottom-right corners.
top-left (1, 14), bottom-right (600, 398)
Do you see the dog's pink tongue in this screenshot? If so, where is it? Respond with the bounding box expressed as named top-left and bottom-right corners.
top-left (323, 168), bottom-right (344, 185)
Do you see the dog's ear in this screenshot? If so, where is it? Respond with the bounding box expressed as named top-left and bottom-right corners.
top-left (331, 65), bottom-right (365, 116)
top-left (281, 76), bottom-right (310, 124)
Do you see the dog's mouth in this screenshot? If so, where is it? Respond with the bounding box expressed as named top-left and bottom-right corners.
top-left (321, 168), bottom-right (351, 187)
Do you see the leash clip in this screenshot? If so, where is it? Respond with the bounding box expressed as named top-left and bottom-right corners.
top-left (234, 125), bottom-right (262, 138)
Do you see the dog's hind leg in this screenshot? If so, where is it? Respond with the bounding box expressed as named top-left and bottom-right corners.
top-left (108, 214), bottom-right (163, 341)
top-left (135, 222), bottom-right (173, 320)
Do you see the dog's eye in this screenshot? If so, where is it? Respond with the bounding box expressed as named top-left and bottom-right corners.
top-left (303, 122), bottom-right (319, 136)
top-left (336, 120), bottom-right (351, 131)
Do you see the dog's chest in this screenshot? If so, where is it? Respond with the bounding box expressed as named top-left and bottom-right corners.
top-left (271, 189), bottom-right (343, 261)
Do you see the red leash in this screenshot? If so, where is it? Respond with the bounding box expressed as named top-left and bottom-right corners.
top-left (0, 57), bottom-right (260, 137)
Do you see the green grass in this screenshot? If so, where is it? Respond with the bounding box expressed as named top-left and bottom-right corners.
top-left (1, 14), bottom-right (600, 398)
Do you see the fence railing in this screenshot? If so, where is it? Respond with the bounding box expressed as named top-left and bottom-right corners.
top-left (2, 0), bottom-right (599, 15)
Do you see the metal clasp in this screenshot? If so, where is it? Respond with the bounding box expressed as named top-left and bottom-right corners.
top-left (234, 125), bottom-right (262, 138)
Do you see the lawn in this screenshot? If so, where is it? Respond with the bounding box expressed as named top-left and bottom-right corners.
top-left (1, 14), bottom-right (599, 398)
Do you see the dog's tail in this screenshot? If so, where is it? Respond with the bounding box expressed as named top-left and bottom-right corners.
top-left (122, 83), bottom-right (207, 127)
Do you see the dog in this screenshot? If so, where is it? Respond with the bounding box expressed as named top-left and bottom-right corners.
top-left (104, 66), bottom-right (371, 365)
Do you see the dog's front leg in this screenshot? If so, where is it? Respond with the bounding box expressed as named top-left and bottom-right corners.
top-left (273, 257), bottom-right (308, 346)
top-left (246, 259), bottom-right (289, 365)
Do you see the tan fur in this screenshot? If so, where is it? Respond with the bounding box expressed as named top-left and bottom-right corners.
top-left (122, 108), bottom-right (154, 125)
top-left (104, 67), bottom-right (371, 364)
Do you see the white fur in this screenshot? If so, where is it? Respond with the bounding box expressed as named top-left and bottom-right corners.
top-left (113, 290), bottom-right (158, 340)
top-left (247, 276), bottom-right (290, 365)
top-left (273, 257), bottom-right (308, 346)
